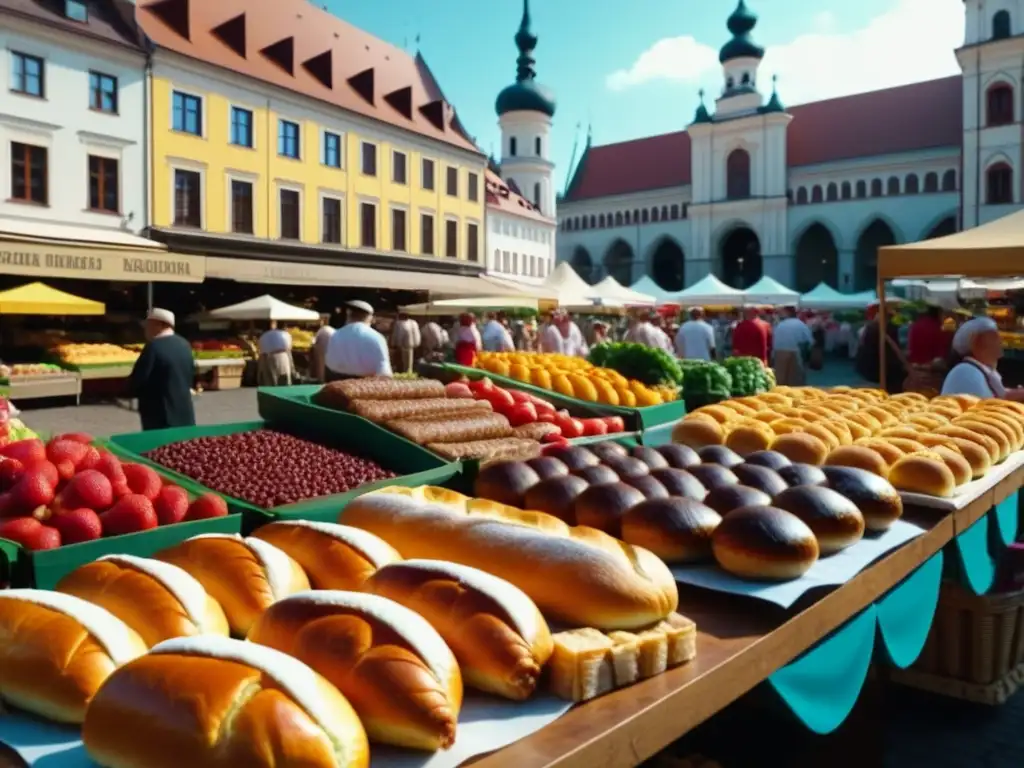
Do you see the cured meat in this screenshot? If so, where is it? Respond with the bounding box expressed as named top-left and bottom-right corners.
top-left (349, 398), bottom-right (491, 423)
top-left (315, 377), bottom-right (445, 408)
top-left (427, 438), bottom-right (541, 462)
top-left (387, 413), bottom-right (512, 445)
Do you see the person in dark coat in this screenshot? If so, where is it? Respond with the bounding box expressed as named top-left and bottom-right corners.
top-left (130, 308), bottom-right (196, 431)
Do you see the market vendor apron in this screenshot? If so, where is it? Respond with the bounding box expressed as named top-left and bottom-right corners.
top-left (454, 341), bottom-right (477, 368)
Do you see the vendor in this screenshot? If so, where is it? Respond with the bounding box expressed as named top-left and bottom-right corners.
top-left (942, 317), bottom-right (1024, 400)
top-left (311, 315), bottom-right (335, 382)
top-left (453, 313), bottom-right (482, 366)
top-left (130, 309), bottom-right (196, 431)
top-left (482, 312), bottom-right (515, 353)
top-left (257, 320), bottom-right (294, 387)
top-left (324, 300), bottom-right (392, 380)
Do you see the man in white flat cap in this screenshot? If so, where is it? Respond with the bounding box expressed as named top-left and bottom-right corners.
top-left (130, 308), bottom-right (196, 430)
top-left (942, 316), bottom-right (1024, 400)
top-left (324, 300), bottom-right (392, 380)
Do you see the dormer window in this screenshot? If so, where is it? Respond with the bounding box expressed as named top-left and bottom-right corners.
top-left (726, 76), bottom-right (735, 90)
top-left (741, 72), bottom-right (750, 85)
top-left (65, 0), bottom-right (88, 21)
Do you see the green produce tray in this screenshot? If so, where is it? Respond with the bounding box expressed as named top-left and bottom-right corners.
top-left (0, 444), bottom-right (242, 590)
top-left (439, 363), bottom-right (686, 431)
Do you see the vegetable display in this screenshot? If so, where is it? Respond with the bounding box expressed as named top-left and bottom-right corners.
top-left (588, 343), bottom-right (683, 390)
top-left (722, 357), bottom-right (773, 397)
top-left (680, 360), bottom-right (733, 402)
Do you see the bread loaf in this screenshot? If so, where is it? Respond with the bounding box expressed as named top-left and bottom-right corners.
top-left (248, 591), bottom-right (462, 750)
top-left (770, 433), bottom-right (829, 465)
top-left (0, 590), bottom-right (146, 723)
top-left (361, 560), bottom-right (553, 700)
top-left (427, 438), bottom-right (540, 461)
top-left (316, 377), bottom-right (445, 407)
top-left (825, 445), bottom-right (890, 477)
top-left (350, 398), bottom-right (490, 423)
top-left (712, 506), bottom-right (819, 581)
top-left (672, 418), bottom-right (725, 449)
top-left (888, 451), bottom-right (957, 497)
top-left (56, 554), bottom-right (229, 647)
top-left (820, 466), bottom-right (903, 531)
top-left (340, 486), bottom-right (679, 630)
top-left (387, 412), bottom-right (512, 444)
top-left (82, 636), bottom-right (369, 768)
top-left (512, 422), bottom-right (562, 441)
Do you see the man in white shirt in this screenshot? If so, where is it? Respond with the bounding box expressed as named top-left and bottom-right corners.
top-left (627, 312), bottom-right (673, 352)
top-left (565, 313), bottom-right (589, 357)
top-left (325, 300), bottom-right (392, 380)
top-left (773, 306), bottom-right (814, 386)
top-left (421, 320), bottom-right (446, 357)
top-left (482, 312), bottom-right (515, 352)
top-left (257, 320), bottom-right (294, 386)
top-left (311, 316), bottom-right (335, 382)
top-left (390, 312), bottom-right (421, 374)
top-left (538, 312), bottom-right (564, 354)
top-left (676, 307), bottom-right (716, 361)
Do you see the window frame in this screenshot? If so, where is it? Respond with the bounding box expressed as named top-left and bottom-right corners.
top-left (322, 131), bottom-right (342, 169)
top-left (229, 106), bottom-right (254, 148)
top-left (986, 162), bottom-right (1014, 205)
top-left (87, 154), bottom-right (119, 213)
top-left (171, 90), bottom-right (203, 136)
top-left (359, 200), bottom-right (378, 248)
top-left (446, 166), bottom-right (459, 197)
top-left (444, 216), bottom-right (459, 258)
top-left (466, 221), bottom-right (480, 263)
top-left (171, 166), bottom-right (204, 228)
top-left (390, 205), bottom-right (408, 252)
top-left (725, 148), bottom-right (751, 200)
top-left (392, 150), bottom-right (407, 185)
top-left (421, 158), bottom-right (435, 190)
top-left (986, 83), bottom-right (1015, 127)
top-left (277, 119), bottom-right (301, 160)
top-left (10, 51), bottom-right (45, 98)
top-left (467, 172), bottom-right (479, 202)
top-left (10, 142), bottom-right (49, 205)
top-left (420, 211), bottom-right (435, 255)
top-left (278, 186), bottom-right (302, 240)
top-left (228, 177), bottom-right (255, 235)
top-left (88, 71), bottom-right (118, 114)
top-left (65, 0), bottom-right (88, 21)
top-left (320, 194), bottom-right (344, 244)
top-left (361, 141), bottom-right (378, 176)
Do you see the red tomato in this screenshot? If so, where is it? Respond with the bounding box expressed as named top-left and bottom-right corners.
top-left (555, 414), bottom-right (585, 439)
top-left (542, 434), bottom-right (570, 446)
top-left (468, 377), bottom-right (494, 394)
top-left (508, 389), bottom-right (532, 404)
top-left (507, 402), bottom-right (539, 427)
top-left (602, 416), bottom-right (626, 434)
top-left (484, 388), bottom-right (515, 411)
top-left (528, 395), bottom-right (556, 412)
top-left (536, 410), bottom-right (558, 424)
top-left (580, 419), bottom-right (609, 437)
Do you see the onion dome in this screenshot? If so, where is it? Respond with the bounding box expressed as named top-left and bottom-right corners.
top-left (719, 1), bottom-right (765, 63)
top-left (496, 0), bottom-right (556, 118)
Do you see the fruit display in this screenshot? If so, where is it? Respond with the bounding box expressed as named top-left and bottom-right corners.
top-left (285, 326), bottom-right (315, 351)
top-left (0, 435), bottom-right (226, 551)
top-left (474, 352), bottom-right (679, 407)
top-left (588, 342), bottom-right (683, 389)
top-left (722, 356), bottom-right (774, 397)
top-left (191, 339), bottom-right (246, 359)
top-left (0, 363), bottom-right (67, 379)
top-left (53, 343), bottom-right (139, 367)
top-left (672, 386), bottom-right (1024, 498)
top-left (143, 429), bottom-right (398, 508)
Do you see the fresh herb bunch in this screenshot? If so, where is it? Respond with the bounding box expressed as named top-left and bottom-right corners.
top-left (587, 342), bottom-right (684, 388)
top-left (722, 356), bottom-right (772, 396)
top-left (679, 360), bottom-right (732, 399)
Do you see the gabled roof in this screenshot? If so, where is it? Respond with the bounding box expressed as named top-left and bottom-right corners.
top-left (564, 76), bottom-right (963, 203)
top-left (0, 0), bottom-right (146, 51)
top-left (485, 169), bottom-right (553, 224)
top-left (136, 0), bottom-right (481, 155)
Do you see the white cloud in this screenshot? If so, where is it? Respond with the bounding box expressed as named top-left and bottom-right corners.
top-left (605, 0), bottom-right (964, 104)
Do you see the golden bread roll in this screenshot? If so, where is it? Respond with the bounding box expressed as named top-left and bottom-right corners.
top-left (805, 422), bottom-right (841, 450)
top-left (83, 636), bottom-right (369, 768)
top-left (750, 410), bottom-right (784, 424)
top-left (733, 396), bottom-right (768, 411)
top-left (858, 387), bottom-right (888, 400)
top-left (863, 406), bottom-right (898, 427)
top-left (157, 534), bottom-right (310, 637)
top-left (907, 413), bottom-right (949, 430)
top-left (976, 399), bottom-right (1024, 417)
top-left (815, 419), bottom-right (854, 446)
top-left (879, 427), bottom-right (923, 441)
top-left (825, 445), bottom-right (890, 478)
top-left (935, 425), bottom-right (1000, 463)
top-left (802, 405), bottom-right (839, 420)
top-left (360, 560), bottom-right (552, 701)
top-left (770, 418), bottom-right (813, 436)
top-left (0, 590), bottom-right (146, 723)
top-left (711, 506), bottom-right (819, 581)
top-left (719, 400), bottom-right (756, 417)
top-left (672, 418), bottom-right (725, 449)
top-left (930, 396), bottom-right (965, 413)
top-left (724, 421), bottom-right (775, 455)
top-left (888, 451), bottom-right (957, 497)
top-left (770, 432), bottom-right (829, 465)
top-left (891, 392), bottom-right (929, 405)
top-left (947, 393), bottom-right (981, 410)
top-left (757, 392), bottom-right (792, 407)
top-left (248, 590), bottom-right (462, 750)
top-left (341, 487), bottom-right (679, 631)
top-left (821, 466), bottom-right (903, 532)
top-left (881, 437), bottom-right (929, 454)
top-left (930, 405), bottom-right (963, 421)
top-left (690, 404), bottom-right (738, 424)
top-left (620, 497), bottom-right (722, 564)
top-left (772, 485), bottom-right (865, 554)
top-left (56, 554), bottom-right (229, 647)
top-left (840, 418), bottom-right (872, 441)
top-left (959, 413), bottom-right (1023, 451)
top-left (931, 446), bottom-right (972, 487)
top-left (846, 411), bottom-right (882, 432)
top-left (853, 438), bottom-right (905, 466)
top-left (251, 521), bottom-right (402, 590)
top-left (951, 419), bottom-right (1012, 461)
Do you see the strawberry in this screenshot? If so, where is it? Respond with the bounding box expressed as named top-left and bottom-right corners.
top-left (46, 439), bottom-right (89, 468)
top-left (0, 493), bottom-right (14, 518)
top-left (49, 508), bottom-right (102, 545)
top-left (58, 470), bottom-right (114, 512)
top-left (122, 463), bottom-right (162, 502)
top-left (0, 517), bottom-right (61, 550)
top-left (100, 494), bottom-right (158, 536)
top-left (54, 460), bottom-right (76, 483)
top-left (54, 432), bottom-right (93, 445)
top-left (1, 439), bottom-right (45, 466)
top-left (0, 458), bottom-right (24, 490)
top-left (154, 485), bottom-right (190, 525)
top-left (77, 445), bottom-right (102, 471)
top-left (94, 451), bottom-right (127, 489)
top-left (185, 493), bottom-right (229, 521)
top-left (26, 460), bottom-right (59, 489)
top-left (9, 467), bottom-right (56, 516)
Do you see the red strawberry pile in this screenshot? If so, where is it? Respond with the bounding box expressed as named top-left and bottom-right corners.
top-left (0, 435), bottom-right (229, 551)
top-left (444, 378), bottom-right (625, 445)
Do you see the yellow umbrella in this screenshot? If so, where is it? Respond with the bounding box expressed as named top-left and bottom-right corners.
top-left (0, 282), bottom-right (105, 315)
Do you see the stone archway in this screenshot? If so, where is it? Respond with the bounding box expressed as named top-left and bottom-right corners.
top-left (570, 246), bottom-right (594, 284)
top-left (925, 216), bottom-right (957, 240)
top-left (604, 239), bottom-right (635, 286)
top-left (854, 219), bottom-right (896, 292)
top-left (650, 238), bottom-right (685, 291)
top-left (720, 227), bottom-right (762, 289)
top-left (793, 223), bottom-right (839, 292)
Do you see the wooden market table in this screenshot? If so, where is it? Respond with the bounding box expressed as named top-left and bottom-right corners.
top-left (3, 373), bottom-right (81, 405)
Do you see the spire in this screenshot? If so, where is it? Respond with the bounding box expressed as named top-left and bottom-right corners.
top-left (719, 0), bottom-right (765, 63)
top-left (514, 0), bottom-right (537, 83)
top-left (692, 89), bottom-right (712, 124)
top-left (761, 74), bottom-right (785, 113)
top-left (495, 0), bottom-right (555, 118)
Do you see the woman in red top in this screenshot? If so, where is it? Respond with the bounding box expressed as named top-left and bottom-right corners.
top-left (908, 306), bottom-right (950, 365)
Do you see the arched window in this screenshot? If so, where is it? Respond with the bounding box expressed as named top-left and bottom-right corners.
top-left (670, 204), bottom-right (680, 219)
top-left (641, 209), bottom-right (649, 223)
top-left (615, 212), bottom-right (623, 226)
top-left (811, 185), bottom-right (823, 203)
top-left (942, 170), bottom-right (957, 191)
top-left (796, 187), bottom-right (808, 204)
top-left (856, 180), bottom-right (867, 198)
top-left (681, 203), bottom-right (688, 218)
top-left (633, 209), bottom-right (640, 222)
top-left (993, 10), bottom-right (1011, 40)
top-left (826, 183), bottom-right (838, 201)
top-left (905, 174), bottom-right (919, 194)
top-left (509, 137), bottom-right (517, 156)
top-left (535, 136), bottom-right (542, 156)
top-left (581, 217), bottom-right (588, 230)
top-left (870, 179), bottom-right (883, 197)
top-left (987, 162), bottom-right (1014, 204)
top-left (651, 207), bottom-right (659, 222)
top-left (534, 183), bottom-right (541, 209)
top-left (624, 211), bottom-right (631, 225)
top-left (598, 214), bottom-right (606, 228)
top-left (841, 181), bottom-right (852, 200)
top-left (987, 84), bottom-right (1014, 127)
top-left (661, 205), bottom-right (669, 220)
top-left (887, 176), bottom-right (900, 195)
top-left (924, 172), bottom-right (939, 192)
top-left (589, 215), bottom-right (596, 228)
top-left (726, 149), bottom-right (751, 199)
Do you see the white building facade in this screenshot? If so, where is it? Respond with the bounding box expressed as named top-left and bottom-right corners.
top-left (557, 0), bottom-right (1021, 294)
top-left (485, 171), bottom-right (556, 285)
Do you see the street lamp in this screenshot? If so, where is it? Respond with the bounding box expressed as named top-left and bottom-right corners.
top-left (737, 256), bottom-right (745, 290)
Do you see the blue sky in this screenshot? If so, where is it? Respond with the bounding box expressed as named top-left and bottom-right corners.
top-left (326, 0), bottom-right (964, 191)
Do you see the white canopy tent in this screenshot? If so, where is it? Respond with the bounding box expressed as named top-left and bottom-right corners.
top-left (629, 275), bottom-right (679, 304)
top-left (665, 274), bottom-right (746, 306)
top-left (589, 276), bottom-right (656, 305)
top-left (798, 283), bottom-right (870, 310)
top-left (743, 276), bottom-right (800, 306)
top-left (542, 262), bottom-right (598, 307)
top-left (207, 295), bottom-right (320, 322)
top-left (400, 296), bottom-right (539, 316)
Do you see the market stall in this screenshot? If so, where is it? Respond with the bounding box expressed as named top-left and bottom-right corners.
top-left (743, 275), bottom-right (800, 306)
top-left (541, 262), bottom-right (599, 308)
top-left (665, 274), bottom-right (745, 306)
top-left (589, 276), bottom-right (656, 306)
top-left (400, 295), bottom-right (542, 316)
top-left (798, 282), bottom-right (870, 310)
top-left (629, 275), bottom-right (679, 305)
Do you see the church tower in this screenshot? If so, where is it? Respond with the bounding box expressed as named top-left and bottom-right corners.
top-left (495, 0), bottom-right (557, 216)
top-left (715, 0), bottom-right (767, 118)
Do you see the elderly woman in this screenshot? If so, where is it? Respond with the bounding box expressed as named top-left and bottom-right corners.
top-left (941, 317), bottom-right (1024, 400)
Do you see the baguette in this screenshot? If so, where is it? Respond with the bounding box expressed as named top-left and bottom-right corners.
top-left (350, 398), bottom-right (491, 423)
top-left (315, 377), bottom-right (445, 407)
top-left (427, 438), bottom-right (540, 461)
top-left (387, 412), bottom-right (513, 445)
top-left (340, 486), bottom-right (679, 630)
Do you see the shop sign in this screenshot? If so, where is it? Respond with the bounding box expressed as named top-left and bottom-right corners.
top-left (0, 240), bottom-right (205, 283)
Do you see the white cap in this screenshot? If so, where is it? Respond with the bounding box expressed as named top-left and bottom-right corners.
top-left (147, 308), bottom-right (175, 328)
top-left (346, 300), bottom-right (373, 315)
top-left (952, 316), bottom-right (998, 356)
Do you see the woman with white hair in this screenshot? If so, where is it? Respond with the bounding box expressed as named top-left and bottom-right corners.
top-left (941, 317), bottom-right (1024, 400)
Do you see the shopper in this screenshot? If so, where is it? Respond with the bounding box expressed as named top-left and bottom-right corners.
top-left (856, 305), bottom-right (905, 393)
top-left (942, 317), bottom-right (1024, 400)
top-left (626, 311), bottom-right (672, 352)
top-left (538, 312), bottom-right (564, 354)
top-left (908, 305), bottom-right (950, 365)
top-left (482, 312), bottom-right (515, 352)
top-left (390, 312), bottom-right (421, 374)
top-left (732, 307), bottom-right (769, 364)
top-left (676, 307), bottom-right (716, 361)
top-left (324, 300), bottom-right (392, 380)
top-left (453, 313), bottom-right (482, 366)
top-left (130, 308), bottom-right (196, 432)
top-left (565, 313), bottom-right (589, 357)
top-left (311, 315), bottom-right (335, 382)
top-left (256, 320), bottom-right (294, 387)
top-left (773, 306), bottom-right (813, 386)
top-left (421, 319), bottom-right (447, 357)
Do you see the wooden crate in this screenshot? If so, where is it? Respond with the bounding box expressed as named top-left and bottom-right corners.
top-left (209, 364), bottom-right (245, 391)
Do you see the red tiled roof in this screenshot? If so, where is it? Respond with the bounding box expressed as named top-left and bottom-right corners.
top-left (485, 169), bottom-right (553, 223)
top-left (0, 0), bottom-right (145, 51)
top-left (564, 76), bottom-right (963, 202)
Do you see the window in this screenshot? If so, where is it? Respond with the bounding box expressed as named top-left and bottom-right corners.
top-left (65, 0), bottom-right (88, 21)
top-left (279, 189), bottom-right (300, 239)
top-left (317, 131), bottom-right (340, 168)
top-left (510, 137), bottom-right (517, 156)
top-left (278, 120), bottom-right (300, 159)
top-left (535, 136), bottom-right (542, 156)
top-left (173, 169), bottom-right (201, 226)
top-left (870, 178), bottom-right (883, 197)
top-left (446, 167), bottom-right (458, 197)
top-left (88, 156), bottom-right (118, 213)
top-left (726, 149), bottom-right (750, 199)
top-left (599, 214), bottom-right (606, 228)
top-left (361, 142), bottom-right (377, 176)
top-left (826, 183), bottom-right (838, 201)
top-left (468, 172), bottom-right (479, 202)
top-left (811, 185), bottom-right (823, 203)
top-left (392, 151), bottom-right (407, 184)
top-left (391, 208), bottom-right (407, 251)
top-left (993, 10), bottom-right (1011, 40)
top-left (421, 213), bottom-right (435, 255)
top-left (924, 172), bottom-right (939, 192)
top-left (10, 143), bottom-right (47, 204)
top-left (230, 107), bottom-right (253, 148)
top-left (322, 198), bottom-right (342, 244)
top-left (534, 182), bottom-right (541, 208)
top-left (942, 169), bottom-right (957, 191)
top-left (445, 219), bottom-right (458, 258)
top-left (987, 163), bottom-right (1013, 204)
top-left (796, 187), bottom-right (808, 204)
top-left (840, 181), bottom-right (852, 200)
top-left (987, 84), bottom-right (1014, 127)
top-left (641, 209), bottom-right (649, 223)
top-left (172, 91), bottom-right (202, 135)
top-left (224, 180), bottom-right (251, 234)
top-left (651, 208), bottom-right (658, 222)
top-left (421, 158), bottom-right (435, 190)
top-left (905, 174), bottom-right (920, 194)
top-left (670, 204), bottom-right (680, 219)
top-left (467, 222), bottom-right (479, 262)
top-left (360, 202), bottom-right (377, 247)
top-left (10, 52), bottom-right (44, 97)
top-left (887, 176), bottom-right (900, 195)
top-left (89, 72), bottom-right (117, 113)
